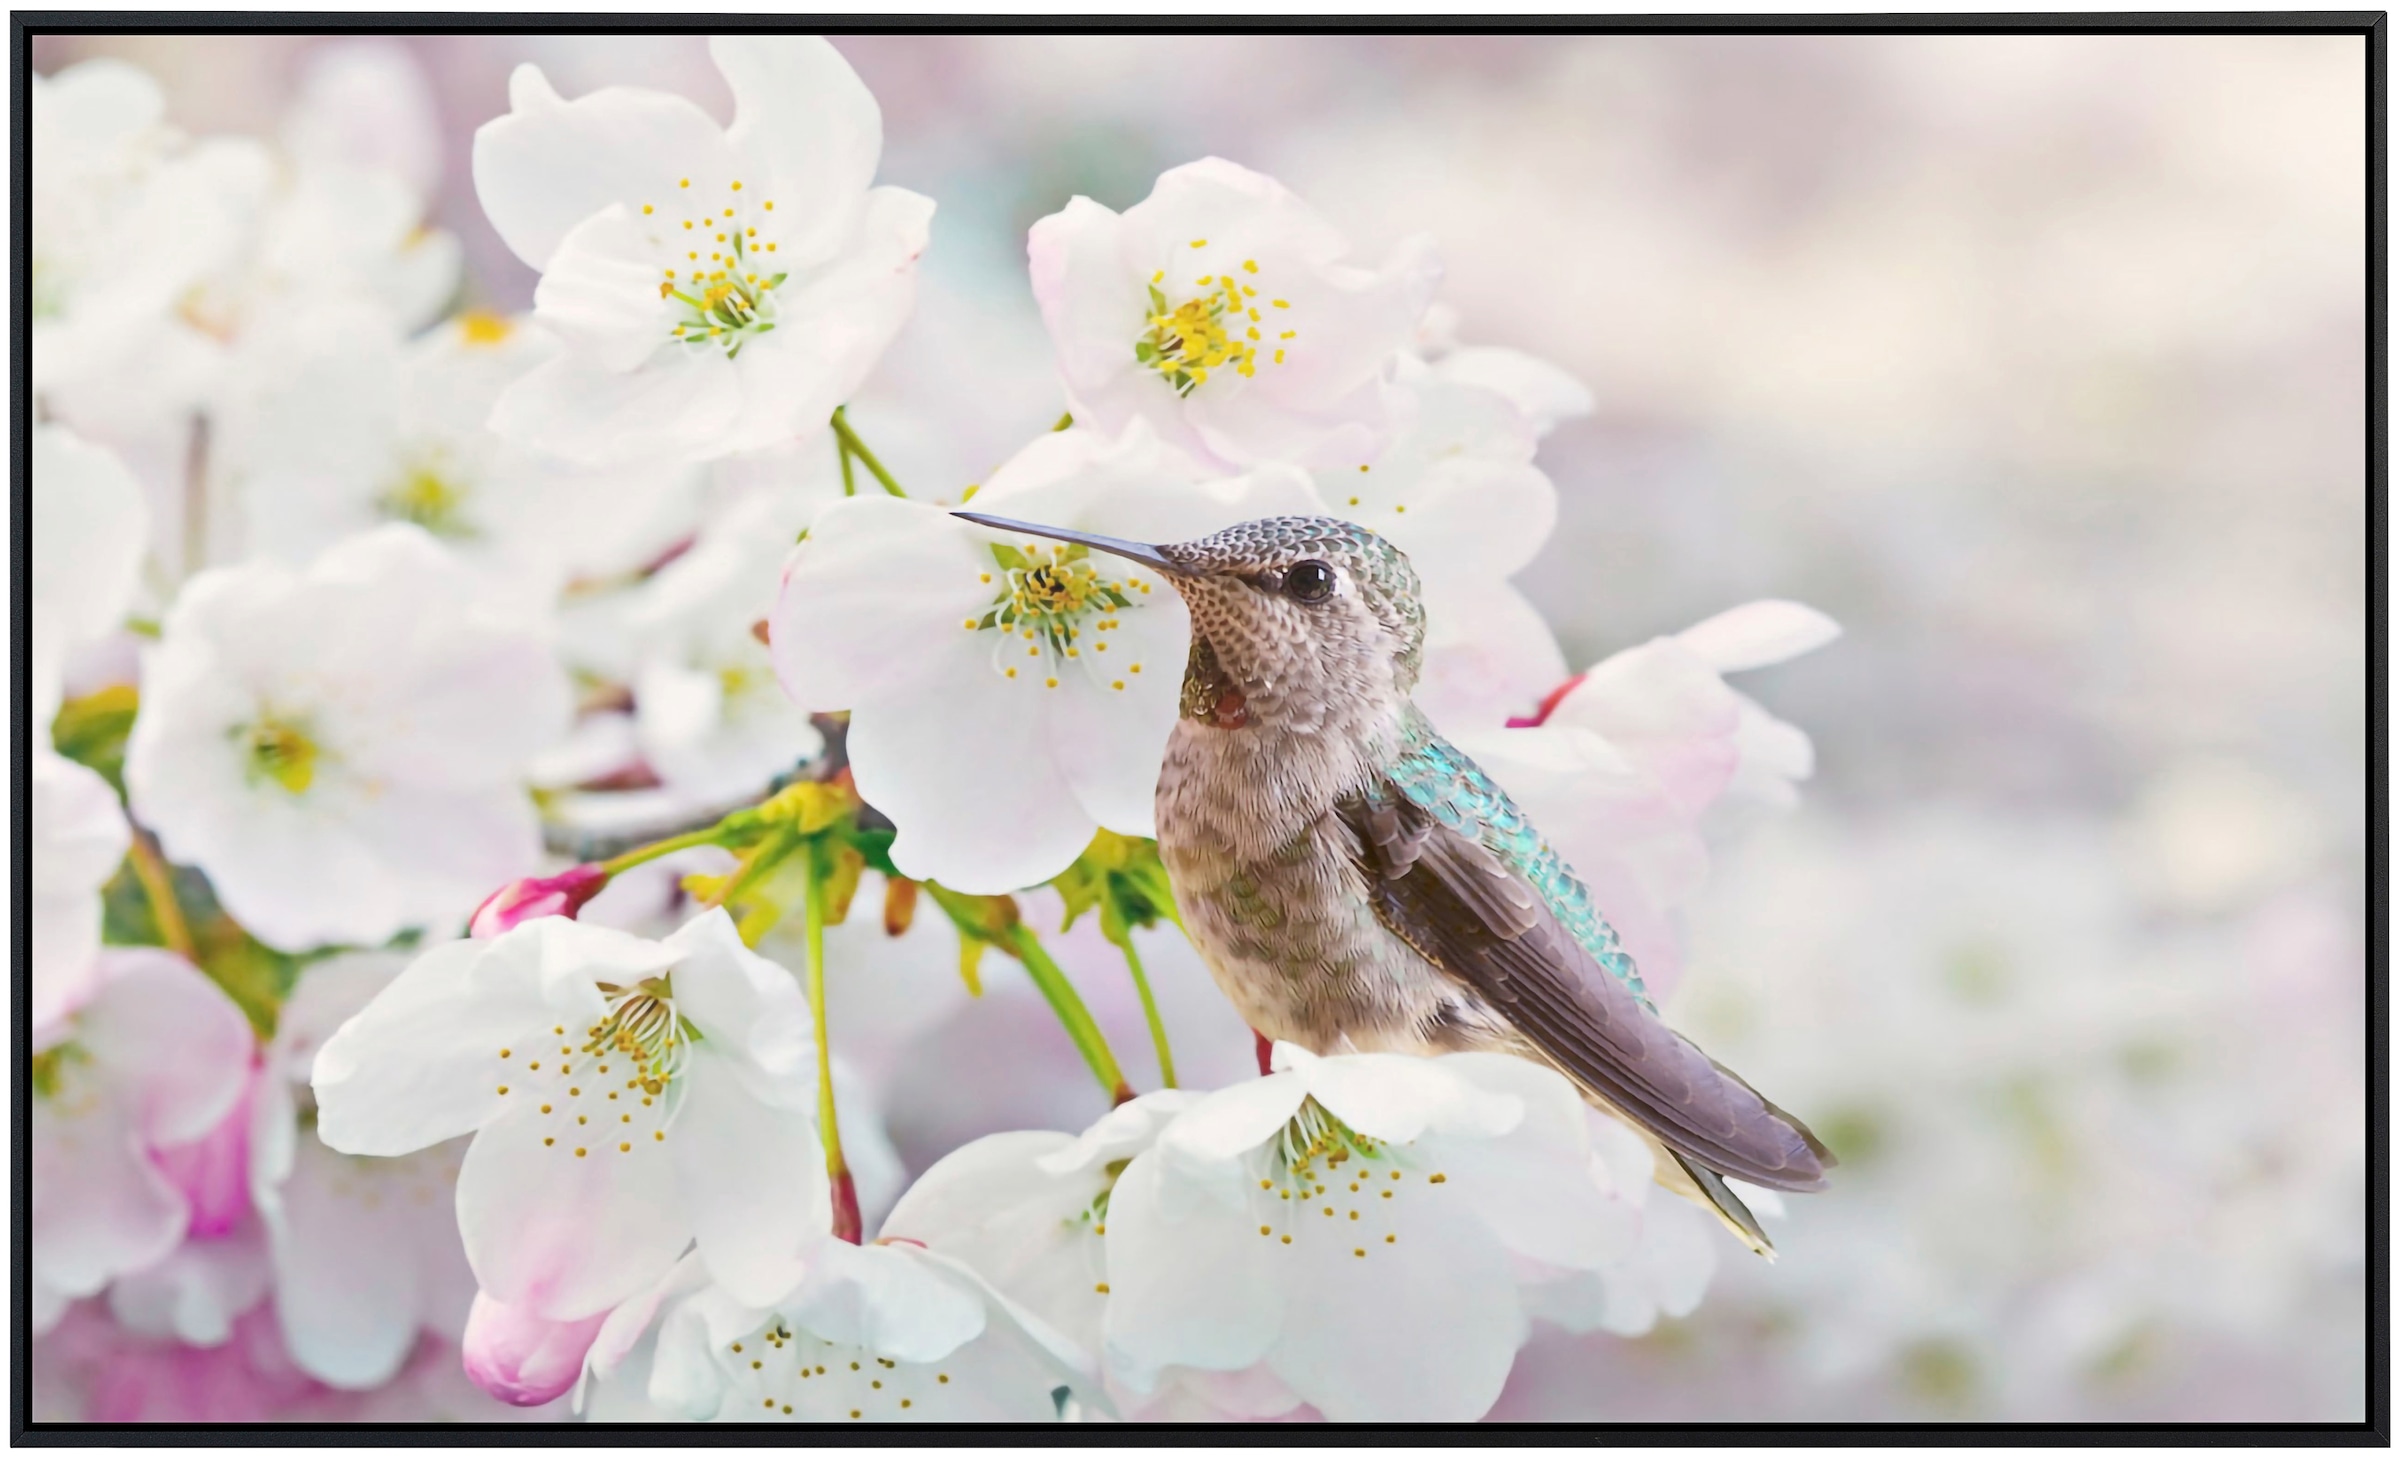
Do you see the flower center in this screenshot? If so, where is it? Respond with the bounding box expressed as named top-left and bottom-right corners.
top-left (1249, 1097), bottom-right (1445, 1259)
top-left (640, 178), bottom-right (790, 359)
top-left (31, 1042), bottom-right (89, 1101)
top-left (494, 985), bottom-right (691, 1160)
top-left (965, 541), bottom-right (1153, 692)
top-left (1135, 247), bottom-right (1294, 395)
top-left (239, 714), bottom-right (321, 795)
top-left (378, 456), bottom-right (476, 538)
top-left (721, 1322), bottom-right (964, 1421)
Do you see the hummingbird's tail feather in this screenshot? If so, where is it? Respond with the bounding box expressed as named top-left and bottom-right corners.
top-left (1668, 1152), bottom-right (1777, 1260)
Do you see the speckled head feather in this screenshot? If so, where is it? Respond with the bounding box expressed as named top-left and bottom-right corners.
top-left (1160, 515), bottom-right (1427, 705)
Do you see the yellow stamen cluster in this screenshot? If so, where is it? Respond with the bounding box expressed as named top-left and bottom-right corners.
top-left (1249, 1097), bottom-right (1441, 1258)
top-left (971, 541), bottom-right (1145, 690)
top-left (1136, 242), bottom-right (1293, 395)
top-left (242, 714), bottom-right (321, 796)
top-left (726, 1325), bottom-right (955, 1420)
top-left (643, 178), bottom-right (788, 356)
top-left (377, 457), bottom-right (475, 539)
top-left (501, 992), bottom-right (685, 1155)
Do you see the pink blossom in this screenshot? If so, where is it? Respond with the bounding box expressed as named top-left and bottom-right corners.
top-left (151, 1061), bottom-right (260, 1238)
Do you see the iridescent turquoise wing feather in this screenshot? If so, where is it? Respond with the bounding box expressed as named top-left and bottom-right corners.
top-left (1383, 707), bottom-right (1654, 1011)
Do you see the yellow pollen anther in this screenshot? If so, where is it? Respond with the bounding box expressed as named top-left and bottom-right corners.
top-left (497, 1086), bottom-right (508, 1095)
top-left (683, 220), bottom-right (693, 230)
top-left (732, 180), bottom-right (743, 191)
top-left (1045, 677), bottom-right (1059, 688)
top-left (1113, 681), bottom-right (1125, 691)
top-left (1094, 1283), bottom-right (1110, 1294)
top-left (1281, 1234), bottom-right (1293, 1244)
top-left (1429, 1172), bottom-right (1446, 1183)
top-left (1386, 1233), bottom-right (1398, 1243)
top-left (1189, 238), bottom-right (1207, 248)
top-left (1242, 259), bottom-right (1259, 273)
top-left (575, 1148), bottom-right (587, 1157)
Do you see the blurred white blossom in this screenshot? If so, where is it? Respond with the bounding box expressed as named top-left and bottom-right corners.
top-left (124, 525), bottom-right (570, 951)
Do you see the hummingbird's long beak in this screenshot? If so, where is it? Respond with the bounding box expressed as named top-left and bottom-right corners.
top-left (950, 511), bottom-right (1196, 577)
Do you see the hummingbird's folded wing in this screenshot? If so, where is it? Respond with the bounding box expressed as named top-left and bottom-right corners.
top-left (1345, 784), bottom-right (1830, 1194)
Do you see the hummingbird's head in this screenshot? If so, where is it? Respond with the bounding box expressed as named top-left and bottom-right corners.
top-left (951, 511), bottom-right (1425, 732)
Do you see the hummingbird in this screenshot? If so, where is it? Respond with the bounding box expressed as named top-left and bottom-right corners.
top-left (954, 509), bottom-right (1832, 1253)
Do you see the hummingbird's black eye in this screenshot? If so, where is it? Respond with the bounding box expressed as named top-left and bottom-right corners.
top-left (1284, 559), bottom-right (1336, 604)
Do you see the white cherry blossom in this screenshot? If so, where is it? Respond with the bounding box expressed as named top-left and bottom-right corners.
top-left (1533, 599), bottom-right (1840, 826)
top-left (1101, 1045), bottom-right (1641, 1421)
top-left (1293, 353), bottom-right (1576, 732)
top-left (31, 424), bottom-right (150, 725)
top-left (1454, 600), bottom-right (1840, 1000)
top-left (311, 910), bottom-right (830, 1324)
top-left (32, 950), bottom-right (256, 1335)
top-left (31, 60), bottom-right (260, 400)
top-left (252, 954), bottom-right (478, 1390)
top-left (879, 1094), bottom-right (1307, 1420)
top-left (1030, 157), bottom-right (1440, 472)
top-left (473, 36), bottom-right (934, 467)
top-left (623, 471), bottom-right (836, 803)
top-left (222, 309), bottom-right (701, 596)
top-left (770, 420), bottom-right (1316, 892)
top-left (31, 751), bottom-right (129, 1039)
top-left (123, 525), bottom-right (571, 952)
top-left (643, 1238), bottom-right (1094, 1423)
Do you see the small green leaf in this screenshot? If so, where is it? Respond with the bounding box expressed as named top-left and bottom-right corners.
top-left (989, 543), bottom-right (1033, 572)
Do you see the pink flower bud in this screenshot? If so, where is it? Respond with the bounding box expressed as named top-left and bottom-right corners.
top-left (460, 1290), bottom-right (607, 1407)
top-left (467, 864), bottom-right (609, 939)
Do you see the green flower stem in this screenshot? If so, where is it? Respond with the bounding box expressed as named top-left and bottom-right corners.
top-left (836, 432), bottom-right (858, 497)
top-left (830, 407), bottom-right (906, 498)
top-left (1004, 923), bottom-right (1136, 1105)
top-left (126, 832), bottom-right (196, 963)
top-left (596, 824), bottom-right (733, 877)
top-left (803, 845), bottom-right (861, 1243)
top-left (1116, 934), bottom-right (1176, 1089)
top-left (704, 834), bottom-right (801, 915)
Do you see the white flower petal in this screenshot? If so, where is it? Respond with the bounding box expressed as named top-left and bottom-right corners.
top-left (310, 938), bottom-right (552, 1158)
top-left (1674, 599), bottom-right (1842, 673)
top-left (266, 1134), bottom-right (442, 1388)
top-left (711, 35), bottom-right (882, 266)
top-left (472, 63), bottom-right (739, 270)
top-left (490, 344), bottom-right (743, 469)
top-left (456, 1097), bottom-right (692, 1322)
top-left (671, 1047), bottom-right (831, 1306)
top-left (1101, 1146), bottom-right (1284, 1391)
top-left (788, 1239), bottom-right (987, 1364)
top-left (1266, 1156), bottom-right (1526, 1421)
